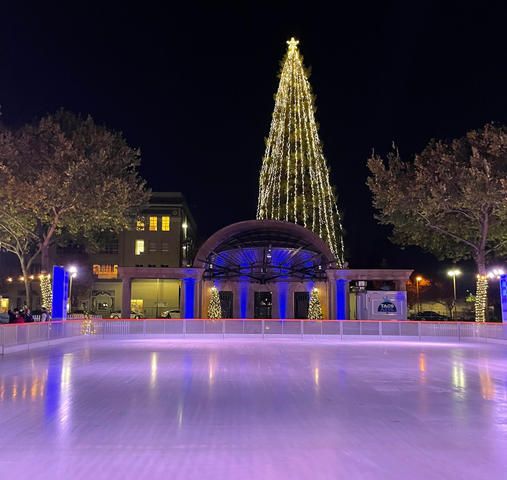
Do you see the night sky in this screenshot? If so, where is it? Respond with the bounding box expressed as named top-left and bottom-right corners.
top-left (2, 2), bottom-right (507, 289)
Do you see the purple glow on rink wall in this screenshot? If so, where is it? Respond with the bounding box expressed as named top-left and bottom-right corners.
top-left (51, 266), bottom-right (69, 320)
top-left (183, 278), bottom-right (195, 319)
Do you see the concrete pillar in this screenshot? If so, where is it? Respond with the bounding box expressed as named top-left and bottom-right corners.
top-left (182, 278), bottom-right (196, 319)
top-left (336, 279), bottom-right (349, 320)
top-left (277, 282), bottom-right (289, 319)
top-left (327, 280), bottom-right (335, 320)
top-left (121, 277), bottom-right (132, 318)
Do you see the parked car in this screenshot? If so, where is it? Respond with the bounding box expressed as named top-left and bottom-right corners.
top-left (410, 311), bottom-right (449, 321)
top-left (161, 309), bottom-right (180, 319)
top-left (110, 311), bottom-right (143, 319)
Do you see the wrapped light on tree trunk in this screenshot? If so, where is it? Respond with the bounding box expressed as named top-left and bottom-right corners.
top-left (40, 274), bottom-right (52, 313)
top-left (475, 274), bottom-right (488, 322)
top-left (207, 286), bottom-right (222, 319)
top-left (81, 313), bottom-right (96, 335)
top-left (308, 287), bottom-right (323, 320)
top-left (257, 37), bottom-right (345, 266)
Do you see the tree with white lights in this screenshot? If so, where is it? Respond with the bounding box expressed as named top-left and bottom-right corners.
top-left (257, 38), bottom-right (345, 266)
top-left (207, 286), bottom-right (222, 319)
top-left (0, 110), bottom-right (149, 307)
top-left (308, 288), bottom-right (323, 320)
top-left (368, 123), bottom-right (507, 322)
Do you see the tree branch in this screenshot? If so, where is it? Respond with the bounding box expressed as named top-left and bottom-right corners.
top-left (417, 212), bottom-right (478, 250)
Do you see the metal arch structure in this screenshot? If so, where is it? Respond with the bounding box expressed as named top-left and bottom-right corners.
top-left (193, 220), bottom-right (337, 283)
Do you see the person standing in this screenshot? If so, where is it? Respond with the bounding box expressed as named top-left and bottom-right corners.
top-left (40, 307), bottom-right (50, 322)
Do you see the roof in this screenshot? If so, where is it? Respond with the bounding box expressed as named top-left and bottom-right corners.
top-left (194, 220), bottom-right (336, 282)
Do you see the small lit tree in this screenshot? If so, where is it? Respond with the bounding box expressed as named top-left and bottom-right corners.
top-left (207, 286), bottom-right (222, 319)
top-left (308, 288), bottom-right (323, 320)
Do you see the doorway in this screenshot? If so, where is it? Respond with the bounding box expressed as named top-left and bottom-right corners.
top-left (219, 291), bottom-right (233, 318)
top-left (254, 291), bottom-right (272, 319)
top-left (294, 292), bottom-right (310, 319)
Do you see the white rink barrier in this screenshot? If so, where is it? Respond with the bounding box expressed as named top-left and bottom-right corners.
top-left (31, 313), bottom-right (102, 322)
top-left (1, 319), bottom-right (506, 354)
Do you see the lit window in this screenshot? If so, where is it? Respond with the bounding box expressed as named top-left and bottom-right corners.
top-left (92, 264), bottom-right (118, 279)
top-left (149, 216), bottom-right (158, 231)
top-left (135, 240), bottom-right (145, 255)
top-left (136, 218), bottom-right (145, 231)
top-left (161, 216), bottom-right (170, 231)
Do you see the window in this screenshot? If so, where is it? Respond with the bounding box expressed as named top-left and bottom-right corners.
top-left (92, 264), bottom-right (118, 279)
top-left (135, 240), bottom-right (145, 255)
top-left (161, 242), bottom-right (169, 252)
top-left (149, 216), bottom-right (158, 231)
top-left (161, 216), bottom-right (170, 231)
top-left (149, 241), bottom-right (157, 253)
top-left (136, 218), bottom-right (145, 231)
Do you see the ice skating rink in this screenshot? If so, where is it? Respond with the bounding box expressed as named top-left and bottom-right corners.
top-left (0, 337), bottom-right (506, 480)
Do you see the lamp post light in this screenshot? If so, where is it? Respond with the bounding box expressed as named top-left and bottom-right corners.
top-left (415, 276), bottom-right (422, 313)
top-left (487, 268), bottom-right (504, 280)
top-left (67, 266), bottom-right (78, 314)
top-left (447, 268), bottom-right (461, 319)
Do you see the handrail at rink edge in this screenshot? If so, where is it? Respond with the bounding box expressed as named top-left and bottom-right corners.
top-left (1, 318), bottom-right (506, 355)
top-left (24, 317), bottom-right (504, 325)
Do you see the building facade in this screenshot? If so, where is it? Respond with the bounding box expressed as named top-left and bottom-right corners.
top-left (87, 192), bottom-right (196, 317)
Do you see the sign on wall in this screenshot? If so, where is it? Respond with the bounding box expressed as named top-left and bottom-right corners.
top-left (363, 291), bottom-right (407, 320)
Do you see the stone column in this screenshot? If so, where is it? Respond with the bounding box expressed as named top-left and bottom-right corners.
top-left (335, 279), bottom-right (349, 320)
top-left (182, 278), bottom-right (196, 319)
top-left (121, 277), bottom-right (132, 318)
top-left (326, 280), bottom-right (335, 320)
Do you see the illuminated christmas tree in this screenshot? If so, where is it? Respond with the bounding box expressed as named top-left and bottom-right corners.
top-left (40, 274), bottom-right (52, 313)
top-left (257, 37), bottom-right (345, 266)
top-left (81, 314), bottom-right (97, 335)
top-left (308, 288), bottom-right (323, 320)
top-left (207, 286), bottom-right (222, 319)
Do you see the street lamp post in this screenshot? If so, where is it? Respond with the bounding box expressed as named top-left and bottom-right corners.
top-left (447, 268), bottom-right (461, 319)
top-left (415, 276), bottom-right (422, 313)
top-left (67, 266), bottom-right (78, 314)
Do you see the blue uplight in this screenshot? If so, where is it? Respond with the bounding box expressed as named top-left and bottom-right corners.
top-left (336, 279), bottom-right (347, 320)
top-left (240, 282), bottom-right (248, 318)
top-left (183, 278), bottom-right (195, 319)
top-left (52, 266), bottom-right (69, 321)
top-left (278, 282), bottom-right (288, 319)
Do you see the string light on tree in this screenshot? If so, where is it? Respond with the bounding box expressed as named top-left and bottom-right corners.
top-left (475, 274), bottom-right (488, 323)
top-left (257, 37), bottom-right (345, 266)
top-left (308, 287), bottom-right (323, 320)
top-left (80, 313), bottom-right (97, 335)
top-left (40, 274), bottom-right (52, 313)
top-left (207, 286), bottom-right (222, 319)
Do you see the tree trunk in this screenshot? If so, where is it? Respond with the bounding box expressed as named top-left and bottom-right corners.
top-left (41, 243), bottom-right (50, 273)
top-left (474, 255), bottom-right (488, 322)
top-left (21, 262), bottom-right (31, 308)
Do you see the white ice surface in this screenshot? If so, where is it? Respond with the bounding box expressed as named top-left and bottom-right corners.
top-left (0, 337), bottom-right (506, 480)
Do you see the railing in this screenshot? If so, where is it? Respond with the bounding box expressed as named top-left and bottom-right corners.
top-left (1, 319), bottom-right (506, 354)
top-left (0, 320), bottom-right (84, 354)
top-left (31, 313), bottom-right (102, 322)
